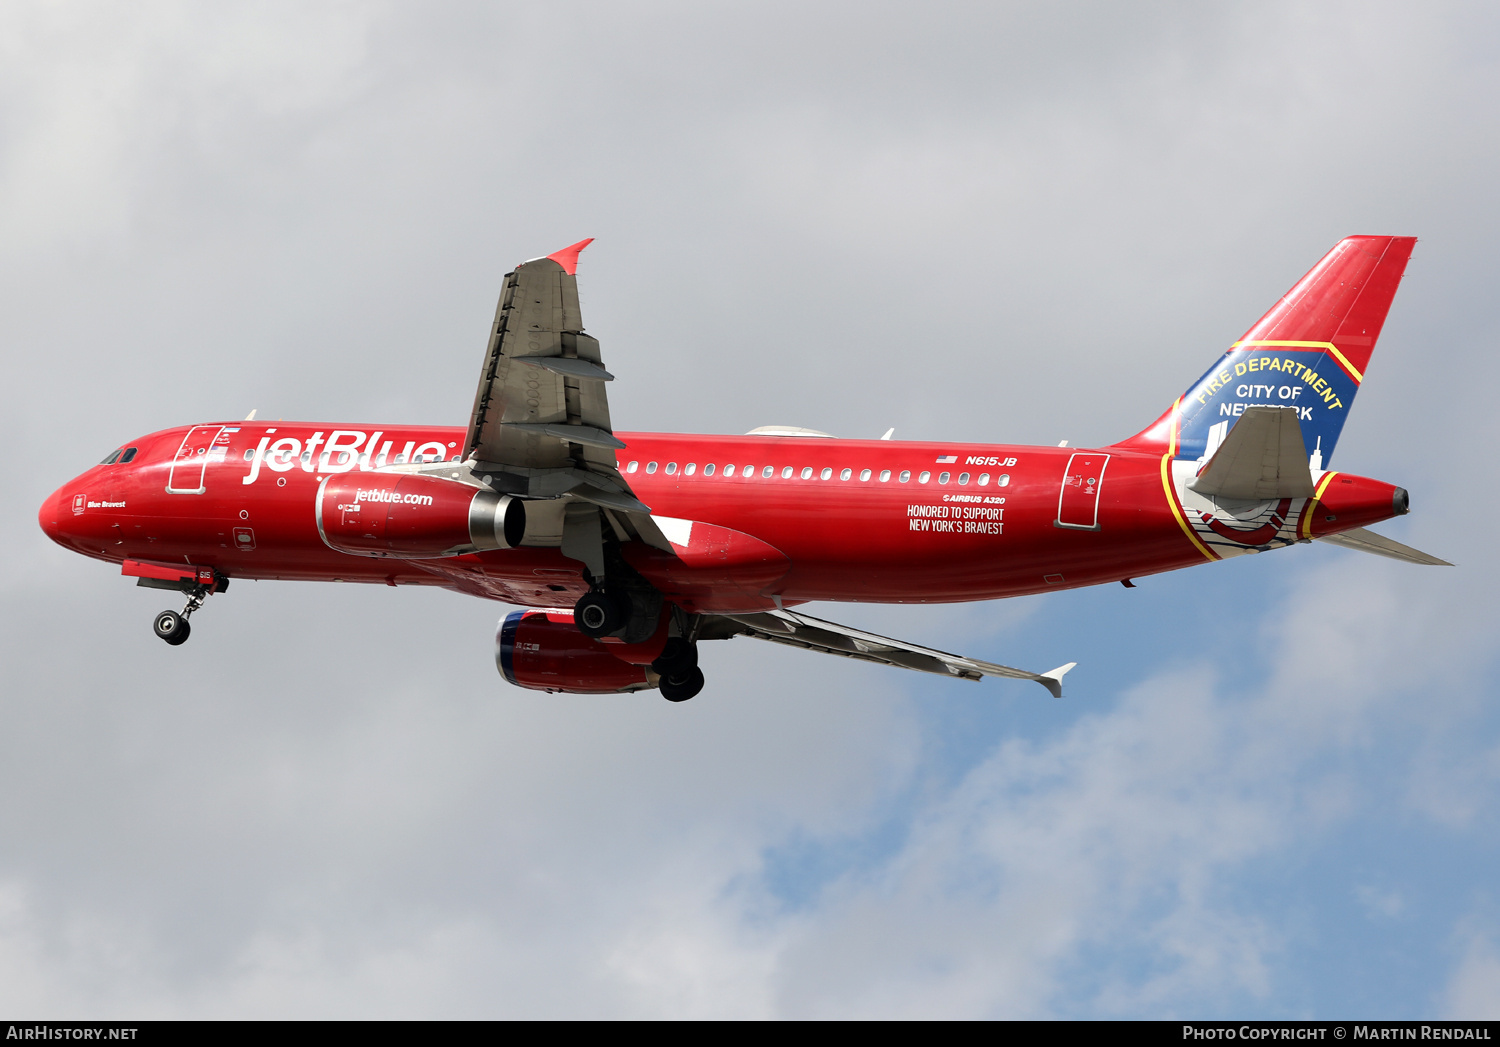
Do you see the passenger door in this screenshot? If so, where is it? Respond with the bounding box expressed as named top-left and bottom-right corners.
top-left (166, 426), bottom-right (226, 494)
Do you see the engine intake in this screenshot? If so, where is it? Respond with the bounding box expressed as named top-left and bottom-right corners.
top-left (317, 473), bottom-right (527, 558)
top-left (496, 610), bottom-right (656, 694)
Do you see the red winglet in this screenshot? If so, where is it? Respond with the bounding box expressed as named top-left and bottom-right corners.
top-left (546, 238), bottom-right (594, 275)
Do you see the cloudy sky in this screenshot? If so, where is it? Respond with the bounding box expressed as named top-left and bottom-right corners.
top-left (2, 0), bottom-right (1496, 1018)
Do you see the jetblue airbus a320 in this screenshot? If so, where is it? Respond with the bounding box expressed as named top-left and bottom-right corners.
top-left (40, 236), bottom-right (1447, 701)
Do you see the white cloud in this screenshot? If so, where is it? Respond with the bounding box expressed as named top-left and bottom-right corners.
top-left (1444, 933), bottom-right (1500, 1020)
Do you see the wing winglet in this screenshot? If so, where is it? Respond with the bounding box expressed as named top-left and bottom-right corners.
top-left (1038, 662), bottom-right (1077, 699)
top-left (545, 237), bottom-right (595, 275)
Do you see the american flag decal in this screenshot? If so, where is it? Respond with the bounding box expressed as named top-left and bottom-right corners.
top-left (935, 455), bottom-right (957, 464)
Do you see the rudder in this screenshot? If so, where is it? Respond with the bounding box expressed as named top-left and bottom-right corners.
top-left (1115, 235), bottom-right (1416, 468)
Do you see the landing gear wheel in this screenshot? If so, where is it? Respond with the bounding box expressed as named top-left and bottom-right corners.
top-left (660, 665), bottom-right (705, 703)
top-left (574, 590), bottom-right (625, 638)
top-left (153, 610), bottom-right (191, 646)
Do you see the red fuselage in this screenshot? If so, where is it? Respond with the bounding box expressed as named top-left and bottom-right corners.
top-left (38, 421), bottom-right (1406, 614)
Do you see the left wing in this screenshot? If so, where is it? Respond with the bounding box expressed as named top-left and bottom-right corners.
top-left (464, 239), bottom-right (648, 516)
top-left (701, 608), bottom-right (1077, 697)
top-left (461, 240), bottom-right (670, 564)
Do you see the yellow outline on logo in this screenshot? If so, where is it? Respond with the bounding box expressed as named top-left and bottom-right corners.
top-left (1229, 339), bottom-right (1365, 384)
top-left (1160, 453), bottom-right (1217, 562)
top-left (1300, 471), bottom-right (1340, 539)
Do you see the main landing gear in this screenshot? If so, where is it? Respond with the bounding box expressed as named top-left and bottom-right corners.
top-left (574, 589), bottom-right (629, 639)
top-left (572, 587), bottom-right (706, 702)
top-left (653, 636), bottom-right (704, 703)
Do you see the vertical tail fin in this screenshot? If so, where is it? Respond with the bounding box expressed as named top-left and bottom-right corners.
top-left (1114, 236), bottom-right (1416, 467)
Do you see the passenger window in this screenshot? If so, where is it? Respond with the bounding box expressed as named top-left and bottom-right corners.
top-left (704, 463), bottom-right (716, 476)
top-left (627, 461), bottom-right (639, 473)
top-left (840, 468), bottom-right (852, 481)
top-left (978, 473), bottom-right (990, 486)
top-left (879, 469), bottom-right (891, 482)
top-left (120, 448), bottom-right (137, 463)
top-left (781, 466), bottom-right (793, 478)
top-left (761, 465), bottom-right (773, 478)
top-left (666, 462), bottom-right (678, 475)
top-left (958, 472), bottom-right (970, 485)
top-left (685, 464), bottom-right (696, 476)
top-left (938, 472), bottom-right (950, 484)
top-left (997, 473), bottom-right (1010, 487)
top-left (646, 462), bottom-right (658, 474)
top-left (743, 465), bottom-right (755, 477)
top-left (820, 467), bottom-right (832, 480)
top-left (918, 471), bottom-right (931, 483)
top-left (859, 469), bottom-right (872, 481)
top-left (899, 470), bottom-right (911, 482)
top-left (395, 454), bottom-right (407, 464)
top-left (800, 467), bottom-right (812, 479)
top-left (722, 464), bottom-right (733, 476)
top-left (243, 449), bottom-right (254, 461)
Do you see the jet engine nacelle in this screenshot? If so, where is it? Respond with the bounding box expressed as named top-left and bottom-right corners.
top-left (317, 472), bottom-right (527, 558)
top-left (496, 610), bottom-right (657, 694)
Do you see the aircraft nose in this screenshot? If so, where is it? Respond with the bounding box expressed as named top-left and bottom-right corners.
top-left (38, 484), bottom-right (74, 546)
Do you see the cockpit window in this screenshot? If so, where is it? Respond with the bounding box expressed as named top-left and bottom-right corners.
top-left (119, 447), bottom-right (137, 463)
top-left (100, 449), bottom-right (122, 465)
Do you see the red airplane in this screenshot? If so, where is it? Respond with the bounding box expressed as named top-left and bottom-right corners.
top-left (39, 235), bottom-right (1448, 702)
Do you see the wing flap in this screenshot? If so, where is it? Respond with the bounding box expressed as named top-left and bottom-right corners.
top-left (519, 356), bottom-right (614, 382)
top-left (505, 422), bottom-right (626, 450)
top-left (714, 608), bottom-right (1076, 697)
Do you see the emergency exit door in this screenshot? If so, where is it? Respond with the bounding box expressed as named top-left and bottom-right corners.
top-left (1056, 453), bottom-right (1109, 530)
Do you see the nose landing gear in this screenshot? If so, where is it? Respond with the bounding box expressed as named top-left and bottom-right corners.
top-left (152, 583), bottom-right (215, 645)
top-left (132, 564), bottom-right (227, 646)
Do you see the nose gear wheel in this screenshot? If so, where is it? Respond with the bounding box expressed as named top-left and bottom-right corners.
top-left (151, 575), bottom-right (223, 646)
top-left (153, 610), bottom-right (190, 645)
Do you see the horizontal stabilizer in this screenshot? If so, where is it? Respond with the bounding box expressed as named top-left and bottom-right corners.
top-left (1319, 527), bottom-right (1453, 566)
top-left (1189, 406), bottom-right (1316, 500)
